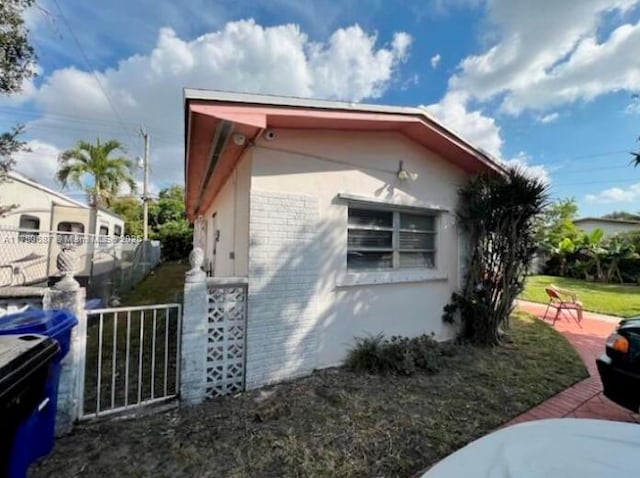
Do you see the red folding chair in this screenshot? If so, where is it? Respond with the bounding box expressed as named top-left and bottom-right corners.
top-left (543, 286), bottom-right (583, 327)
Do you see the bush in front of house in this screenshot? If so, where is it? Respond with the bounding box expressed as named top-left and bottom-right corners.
top-left (443, 166), bottom-right (549, 346)
top-left (345, 333), bottom-right (452, 375)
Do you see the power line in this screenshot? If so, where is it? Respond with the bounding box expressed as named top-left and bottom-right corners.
top-left (0, 107), bottom-right (181, 144)
top-left (16, 122), bottom-right (178, 146)
top-left (551, 177), bottom-right (640, 188)
top-left (51, 0), bottom-right (136, 144)
top-left (555, 150), bottom-right (631, 162)
top-left (0, 105), bottom-right (181, 139)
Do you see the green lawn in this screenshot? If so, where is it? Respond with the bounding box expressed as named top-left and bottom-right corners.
top-left (35, 312), bottom-right (587, 477)
top-left (119, 260), bottom-right (189, 306)
top-left (521, 275), bottom-right (640, 317)
top-left (82, 261), bottom-right (188, 414)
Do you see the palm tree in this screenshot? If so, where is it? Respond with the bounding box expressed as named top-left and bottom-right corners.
top-left (57, 138), bottom-right (137, 207)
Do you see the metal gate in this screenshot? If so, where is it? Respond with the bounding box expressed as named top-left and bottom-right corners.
top-left (78, 303), bottom-right (181, 420)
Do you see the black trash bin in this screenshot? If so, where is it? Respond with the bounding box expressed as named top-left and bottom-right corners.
top-left (0, 309), bottom-right (78, 477)
top-left (0, 334), bottom-right (60, 478)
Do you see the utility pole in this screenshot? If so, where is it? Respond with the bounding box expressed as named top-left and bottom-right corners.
top-left (140, 128), bottom-right (150, 241)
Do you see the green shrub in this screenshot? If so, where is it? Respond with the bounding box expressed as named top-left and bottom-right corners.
top-left (345, 334), bottom-right (391, 373)
top-left (345, 333), bottom-right (453, 375)
top-left (151, 220), bottom-right (192, 260)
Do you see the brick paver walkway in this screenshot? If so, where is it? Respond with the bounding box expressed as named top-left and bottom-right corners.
top-left (508, 300), bottom-right (639, 425)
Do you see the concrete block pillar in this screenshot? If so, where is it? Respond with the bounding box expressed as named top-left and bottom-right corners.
top-left (180, 247), bottom-right (208, 405)
top-left (43, 247), bottom-right (86, 435)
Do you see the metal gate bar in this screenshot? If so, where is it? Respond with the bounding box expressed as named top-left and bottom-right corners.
top-left (79, 303), bottom-right (181, 420)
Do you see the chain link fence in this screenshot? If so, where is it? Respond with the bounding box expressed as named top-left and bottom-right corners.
top-left (0, 227), bottom-right (161, 302)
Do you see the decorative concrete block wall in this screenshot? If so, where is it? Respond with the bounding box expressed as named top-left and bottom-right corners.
top-left (246, 191), bottom-right (320, 389)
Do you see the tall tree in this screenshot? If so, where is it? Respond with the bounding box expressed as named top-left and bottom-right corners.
top-left (444, 167), bottom-right (549, 345)
top-left (535, 198), bottom-right (580, 250)
top-left (110, 196), bottom-right (143, 236)
top-left (149, 185), bottom-right (185, 226)
top-left (0, 0), bottom-right (36, 214)
top-left (57, 138), bottom-right (137, 207)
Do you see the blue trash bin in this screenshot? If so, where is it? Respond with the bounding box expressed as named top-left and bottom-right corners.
top-left (0, 309), bottom-right (78, 478)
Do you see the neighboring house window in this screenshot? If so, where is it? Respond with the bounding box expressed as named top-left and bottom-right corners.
top-left (99, 225), bottom-right (109, 245)
top-left (57, 222), bottom-right (85, 233)
top-left (113, 225), bottom-right (122, 237)
top-left (57, 222), bottom-right (85, 247)
top-left (347, 207), bottom-right (437, 271)
top-left (18, 215), bottom-right (40, 242)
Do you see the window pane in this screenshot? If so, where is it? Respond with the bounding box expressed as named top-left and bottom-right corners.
top-left (348, 251), bottom-right (393, 270)
top-left (57, 222), bottom-right (85, 246)
top-left (399, 252), bottom-right (435, 269)
top-left (57, 222), bottom-right (85, 233)
top-left (348, 208), bottom-right (392, 228)
top-left (399, 232), bottom-right (435, 250)
top-left (114, 225), bottom-right (122, 237)
top-left (18, 215), bottom-right (40, 242)
top-left (400, 213), bottom-right (435, 231)
top-left (19, 215), bottom-right (40, 230)
top-left (99, 226), bottom-right (109, 235)
top-left (348, 229), bottom-right (392, 249)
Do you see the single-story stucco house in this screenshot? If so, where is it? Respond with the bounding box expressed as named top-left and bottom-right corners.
top-left (183, 89), bottom-right (503, 389)
top-left (575, 217), bottom-right (640, 238)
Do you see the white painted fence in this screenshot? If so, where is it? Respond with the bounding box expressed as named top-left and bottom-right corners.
top-left (78, 304), bottom-right (182, 420)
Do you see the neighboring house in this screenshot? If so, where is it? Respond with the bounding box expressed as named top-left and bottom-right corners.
top-left (183, 89), bottom-right (503, 389)
top-left (574, 217), bottom-right (640, 238)
top-left (0, 171), bottom-right (125, 286)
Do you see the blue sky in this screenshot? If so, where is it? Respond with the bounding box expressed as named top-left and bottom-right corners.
top-left (2, 0), bottom-right (640, 216)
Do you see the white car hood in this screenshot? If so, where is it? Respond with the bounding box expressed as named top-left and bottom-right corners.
top-left (422, 418), bottom-right (639, 478)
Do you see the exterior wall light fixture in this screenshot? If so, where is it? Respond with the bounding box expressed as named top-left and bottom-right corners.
top-left (397, 160), bottom-right (419, 181)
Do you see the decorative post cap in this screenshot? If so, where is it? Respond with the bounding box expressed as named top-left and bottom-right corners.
top-left (186, 247), bottom-right (206, 283)
top-left (55, 247), bottom-right (80, 291)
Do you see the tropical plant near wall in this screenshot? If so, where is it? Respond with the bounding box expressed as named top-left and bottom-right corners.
top-left (580, 228), bottom-right (607, 281)
top-left (605, 237), bottom-right (638, 284)
top-left (443, 167), bottom-right (549, 346)
top-left (57, 138), bottom-right (137, 207)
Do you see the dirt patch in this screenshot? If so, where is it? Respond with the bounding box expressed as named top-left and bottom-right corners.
top-left (32, 314), bottom-right (587, 478)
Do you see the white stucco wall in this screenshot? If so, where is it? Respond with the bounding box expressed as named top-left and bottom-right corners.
top-left (576, 220), bottom-right (640, 237)
top-left (201, 149), bottom-right (252, 277)
top-left (245, 129), bottom-right (467, 385)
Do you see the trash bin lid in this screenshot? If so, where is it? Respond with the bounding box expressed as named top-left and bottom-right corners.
top-left (0, 334), bottom-right (59, 402)
top-left (0, 309), bottom-right (77, 336)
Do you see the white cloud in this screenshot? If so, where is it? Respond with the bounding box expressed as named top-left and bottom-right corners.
top-left (423, 91), bottom-right (503, 158)
top-left (449, 0), bottom-right (640, 114)
top-left (11, 140), bottom-right (61, 184)
top-left (586, 183), bottom-right (640, 203)
top-left (430, 53), bottom-right (441, 69)
top-left (423, 94), bottom-right (551, 181)
top-left (626, 95), bottom-right (640, 114)
top-left (536, 112), bottom-right (560, 123)
top-left (15, 20), bottom-right (410, 190)
top-left (501, 151), bottom-right (551, 184)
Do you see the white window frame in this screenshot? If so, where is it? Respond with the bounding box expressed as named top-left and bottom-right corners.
top-left (347, 205), bottom-right (438, 272)
top-left (18, 214), bottom-right (40, 242)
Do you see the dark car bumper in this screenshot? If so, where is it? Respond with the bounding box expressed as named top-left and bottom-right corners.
top-left (596, 354), bottom-right (640, 413)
